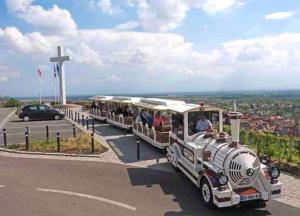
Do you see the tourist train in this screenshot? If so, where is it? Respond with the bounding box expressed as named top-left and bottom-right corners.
top-left (89, 96), bottom-right (112, 121)
top-left (89, 95), bottom-right (282, 208)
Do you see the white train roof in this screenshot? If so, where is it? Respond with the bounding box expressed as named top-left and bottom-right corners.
top-left (168, 103), bottom-right (224, 113)
top-left (134, 98), bottom-right (186, 110)
top-left (89, 95), bottom-right (113, 101)
top-left (109, 96), bottom-right (142, 104)
top-left (90, 95), bottom-right (223, 112)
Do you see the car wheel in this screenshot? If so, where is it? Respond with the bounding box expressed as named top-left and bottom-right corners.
top-left (54, 115), bottom-right (60, 120)
top-left (23, 116), bottom-right (30, 122)
top-left (200, 178), bottom-right (215, 208)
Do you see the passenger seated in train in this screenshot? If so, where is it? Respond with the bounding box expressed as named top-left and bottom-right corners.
top-left (147, 111), bottom-right (154, 128)
top-left (196, 115), bottom-right (212, 132)
top-left (154, 112), bottom-right (162, 128)
top-left (141, 110), bottom-right (147, 126)
top-left (135, 112), bottom-right (142, 123)
top-left (91, 101), bottom-right (96, 109)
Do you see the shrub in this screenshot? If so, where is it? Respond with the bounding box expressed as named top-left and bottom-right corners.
top-left (4, 97), bottom-right (21, 108)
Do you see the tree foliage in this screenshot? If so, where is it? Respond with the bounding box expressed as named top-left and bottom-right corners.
top-left (4, 98), bottom-right (21, 108)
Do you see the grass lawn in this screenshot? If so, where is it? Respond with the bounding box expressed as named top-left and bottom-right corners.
top-left (7, 134), bottom-right (108, 154)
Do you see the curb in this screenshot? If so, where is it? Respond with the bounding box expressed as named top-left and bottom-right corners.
top-left (0, 146), bottom-right (111, 158)
top-left (0, 108), bottom-right (16, 133)
top-left (0, 109), bottom-right (112, 159)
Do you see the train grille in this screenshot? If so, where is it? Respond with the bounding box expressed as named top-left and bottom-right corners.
top-left (228, 152), bottom-right (260, 186)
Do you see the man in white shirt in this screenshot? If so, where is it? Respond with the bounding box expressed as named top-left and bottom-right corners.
top-left (196, 116), bottom-right (212, 132)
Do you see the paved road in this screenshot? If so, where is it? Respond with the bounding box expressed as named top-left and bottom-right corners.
top-left (0, 108), bottom-right (14, 124)
top-left (88, 116), bottom-right (300, 209)
top-left (0, 114), bottom-right (81, 145)
top-left (0, 155), bottom-right (298, 216)
top-left (94, 122), bottom-right (166, 163)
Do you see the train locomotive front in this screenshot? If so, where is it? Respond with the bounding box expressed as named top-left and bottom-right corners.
top-left (167, 108), bottom-right (282, 208)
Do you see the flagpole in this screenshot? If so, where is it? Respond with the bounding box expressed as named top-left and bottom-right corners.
top-left (54, 73), bottom-right (56, 105)
top-left (38, 65), bottom-right (42, 104)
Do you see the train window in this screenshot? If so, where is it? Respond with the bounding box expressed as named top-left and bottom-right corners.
top-left (171, 113), bottom-right (184, 140)
top-left (188, 111), bottom-right (219, 135)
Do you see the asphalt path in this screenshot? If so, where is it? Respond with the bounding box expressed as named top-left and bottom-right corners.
top-left (0, 155), bottom-right (298, 216)
top-left (93, 121), bottom-right (167, 164)
top-left (0, 108), bottom-right (14, 123)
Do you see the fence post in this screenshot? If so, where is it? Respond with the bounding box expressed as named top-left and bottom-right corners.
top-left (91, 133), bottom-right (95, 153)
top-left (77, 113), bottom-right (80, 124)
top-left (46, 125), bottom-right (49, 142)
top-left (56, 132), bottom-right (60, 152)
top-left (73, 124), bottom-right (76, 138)
top-left (82, 115), bottom-right (85, 127)
top-left (3, 129), bottom-right (7, 147)
top-left (92, 119), bottom-right (95, 134)
top-left (137, 140), bottom-right (140, 160)
top-left (25, 131), bottom-right (29, 151)
top-left (86, 117), bottom-right (89, 130)
top-left (75, 111), bottom-right (77, 122)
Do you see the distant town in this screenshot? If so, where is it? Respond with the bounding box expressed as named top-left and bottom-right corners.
top-left (2, 90), bottom-right (300, 137)
top-left (157, 90), bottom-right (300, 137)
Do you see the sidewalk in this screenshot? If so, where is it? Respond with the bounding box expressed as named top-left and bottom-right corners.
top-left (278, 173), bottom-right (300, 208)
top-left (65, 109), bottom-right (172, 172)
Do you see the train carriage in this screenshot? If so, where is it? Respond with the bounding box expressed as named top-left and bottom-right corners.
top-left (166, 103), bottom-right (282, 208)
top-left (106, 96), bottom-right (141, 130)
top-left (89, 94), bottom-right (282, 208)
top-left (132, 98), bottom-right (185, 149)
top-left (89, 96), bottom-right (112, 121)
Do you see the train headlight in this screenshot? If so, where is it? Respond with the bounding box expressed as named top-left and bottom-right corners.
top-left (271, 167), bottom-right (280, 179)
top-left (217, 174), bottom-right (229, 186)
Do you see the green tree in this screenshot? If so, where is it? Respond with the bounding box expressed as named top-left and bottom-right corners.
top-left (240, 130), bottom-right (249, 146)
top-left (294, 139), bottom-right (300, 160)
top-left (4, 98), bottom-right (21, 108)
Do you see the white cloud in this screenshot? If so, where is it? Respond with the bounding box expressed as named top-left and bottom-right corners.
top-left (129, 0), bottom-right (240, 32)
top-left (0, 77), bottom-right (8, 82)
top-left (2, 0), bottom-right (300, 94)
top-left (3, 23), bottom-right (300, 82)
top-left (5, 0), bottom-right (77, 35)
top-left (265, 11), bottom-right (295, 20)
top-left (0, 64), bottom-right (19, 81)
top-left (113, 21), bottom-right (139, 31)
top-left (71, 43), bottom-right (103, 67)
top-left (89, 0), bottom-right (121, 14)
top-left (200, 0), bottom-right (237, 14)
top-left (135, 0), bottom-right (190, 32)
top-left (0, 26), bottom-right (57, 53)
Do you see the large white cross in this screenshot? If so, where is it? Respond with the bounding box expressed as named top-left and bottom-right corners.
top-left (50, 46), bottom-right (71, 105)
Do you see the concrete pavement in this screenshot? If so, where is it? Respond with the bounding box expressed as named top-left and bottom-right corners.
top-left (277, 173), bottom-right (300, 208)
top-left (0, 108), bottom-right (15, 131)
top-left (0, 155), bottom-right (299, 216)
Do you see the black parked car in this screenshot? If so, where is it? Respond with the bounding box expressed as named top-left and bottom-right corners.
top-left (19, 105), bottom-right (65, 121)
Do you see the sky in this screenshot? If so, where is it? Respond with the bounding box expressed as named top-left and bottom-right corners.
top-left (0, 0), bottom-right (300, 97)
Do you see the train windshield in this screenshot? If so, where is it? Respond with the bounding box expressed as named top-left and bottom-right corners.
top-left (188, 111), bottom-right (220, 136)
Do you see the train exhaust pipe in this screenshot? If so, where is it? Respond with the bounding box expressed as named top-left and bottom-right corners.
top-left (228, 111), bottom-right (243, 148)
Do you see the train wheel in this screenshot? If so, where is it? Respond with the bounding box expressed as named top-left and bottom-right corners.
top-left (169, 147), bottom-right (180, 172)
top-left (200, 178), bottom-right (215, 208)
